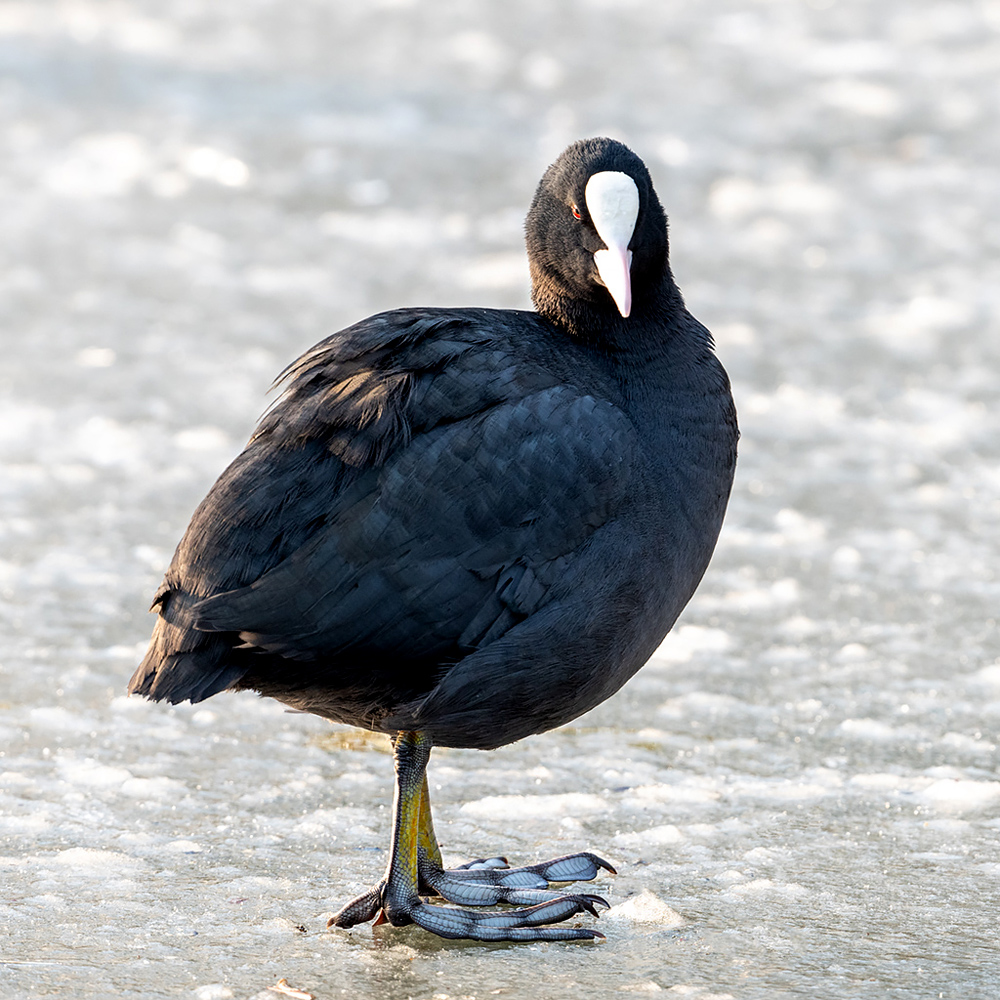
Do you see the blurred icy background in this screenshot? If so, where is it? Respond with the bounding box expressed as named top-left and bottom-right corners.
top-left (1, 1), bottom-right (999, 998)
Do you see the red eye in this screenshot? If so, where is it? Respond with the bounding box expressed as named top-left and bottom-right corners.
top-left (571, 205), bottom-right (581, 219)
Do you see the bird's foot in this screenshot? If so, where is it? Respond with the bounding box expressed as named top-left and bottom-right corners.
top-left (399, 890), bottom-right (607, 941)
top-left (419, 852), bottom-right (616, 907)
top-left (327, 854), bottom-right (614, 941)
top-left (329, 882), bottom-right (606, 941)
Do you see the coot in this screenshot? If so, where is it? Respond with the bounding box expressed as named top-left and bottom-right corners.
top-left (129, 138), bottom-right (738, 942)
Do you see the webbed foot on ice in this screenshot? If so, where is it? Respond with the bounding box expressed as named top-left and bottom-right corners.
top-left (418, 852), bottom-right (616, 907)
top-left (328, 872), bottom-right (609, 941)
top-left (400, 890), bottom-right (607, 941)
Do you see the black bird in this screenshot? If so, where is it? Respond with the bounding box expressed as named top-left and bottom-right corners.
top-left (129, 138), bottom-right (738, 942)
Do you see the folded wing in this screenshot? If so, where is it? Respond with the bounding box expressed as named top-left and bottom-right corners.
top-left (129, 308), bottom-right (636, 708)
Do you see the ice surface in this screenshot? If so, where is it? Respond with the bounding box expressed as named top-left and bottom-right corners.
top-left (1, 1), bottom-right (999, 998)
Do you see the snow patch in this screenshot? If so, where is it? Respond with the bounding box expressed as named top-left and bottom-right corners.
top-left (919, 779), bottom-right (1000, 812)
top-left (606, 890), bottom-right (684, 927)
top-left (194, 987), bottom-right (234, 1000)
top-left (653, 625), bottom-right (733, 663)
top-left (623, 784), bottom-right (719, 806)
top-left (723, 878), bottom-right (809, 899)
top-left (659, 691), bottom-right (750, 720)
top-left (29, 706), bottom-right (95, 732)
top-left (120, 776), bottom-right (186, 799)
top-left (838, 718), bottom-right (899, 740)
top-left (51, 848), bottom-right (149, 873)
top-left (970, 664), bottom-right (1000, 689)
top-left (461, 792), bottom-right (606, 819)
top-left (613, 824), bottom-right (684, 848)
top-left (58, 758), bottom-right (132, 788)
top-left (728, 777), bottom-right (837, 802)
top-left (165, 840), bottom-right (203, 853)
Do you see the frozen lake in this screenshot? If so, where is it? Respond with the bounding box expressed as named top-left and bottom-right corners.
top-left (1, 1), bottom-right (998, 998)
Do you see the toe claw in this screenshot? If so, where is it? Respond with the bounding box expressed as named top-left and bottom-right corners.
top-left (571, 894), bottom-right (605, 918)
top-left (594, 855), bottom-right (618, 876)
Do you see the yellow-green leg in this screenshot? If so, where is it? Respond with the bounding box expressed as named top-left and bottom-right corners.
top-left (379, 730), bottom-right (429, 926)
top-left (417, 772), bottom-right (444, 872)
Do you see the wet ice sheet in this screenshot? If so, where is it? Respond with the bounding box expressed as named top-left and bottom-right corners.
top-left (1, 1), bottom-right (999, 998)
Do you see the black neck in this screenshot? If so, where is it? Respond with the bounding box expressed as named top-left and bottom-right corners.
top-left (530, 269), bottom-right (686, 362)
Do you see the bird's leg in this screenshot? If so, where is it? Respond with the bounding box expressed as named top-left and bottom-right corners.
top-left (416, 772), bottom-right (444, 871)
top-left (329, 730), bottom-right (607, 941)
top-left (379, 729), bottom-right (429, 927)
top-left (328, 730), bottom-right (428, 929)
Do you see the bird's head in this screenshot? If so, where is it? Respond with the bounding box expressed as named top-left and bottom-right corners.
top-left (525, 137), bottom-right (671, 336)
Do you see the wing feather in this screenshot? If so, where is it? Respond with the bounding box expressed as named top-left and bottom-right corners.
top-left (131, 307), bottom-right (636, 705)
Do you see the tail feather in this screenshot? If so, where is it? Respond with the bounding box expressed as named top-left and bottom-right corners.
top-left (128, 646), bottom-right (248, 704)
top-left (128, 593), bottom-right (249, 704)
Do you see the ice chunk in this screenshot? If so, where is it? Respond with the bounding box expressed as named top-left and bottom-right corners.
top-left (461, 792), bottom-right (606, 819)
top-left (658, 691), bottom-right (750, 720)
top-left (120, 776), bottom-right (186, 799)
top-left (664, 988), bottom-right (735, 999)
top-left (919, 779), bottom-right (1000, 813)
top-left (45, 133), bottom-right (150, 198)
top-left (606, 890), bottom-right (684, 927)
top-left (837, 718), bottom-right (898, 739)
top-left (165, 840), bottom-right (203, 853)
top-left (194, 987), bottom-right (234, 1000)
top-left (970, 664), bottom-right (1000, 689)
top-left (727, 776), bottom-right (838, 802)
top-left (652, 624), bottom-right (732, 664)
top-left (52, 848), bottom-right (149, 873)
top-left (29, 706), bottom-right (95, 733)
top-left (613, 824), bottom-right (683, 848)
top-left (623, 783), bottom-right (719, 806)
top-left (58, 758), bottom-right (132, 788)
top-left (724, 878), bottom-right (809, 899)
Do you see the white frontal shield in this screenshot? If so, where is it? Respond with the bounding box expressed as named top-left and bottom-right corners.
top-left (585, 171), bottom-right (639, 317)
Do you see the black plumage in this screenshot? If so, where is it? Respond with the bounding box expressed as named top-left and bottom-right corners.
top-left (129, 138), bottom-right (738, 941)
